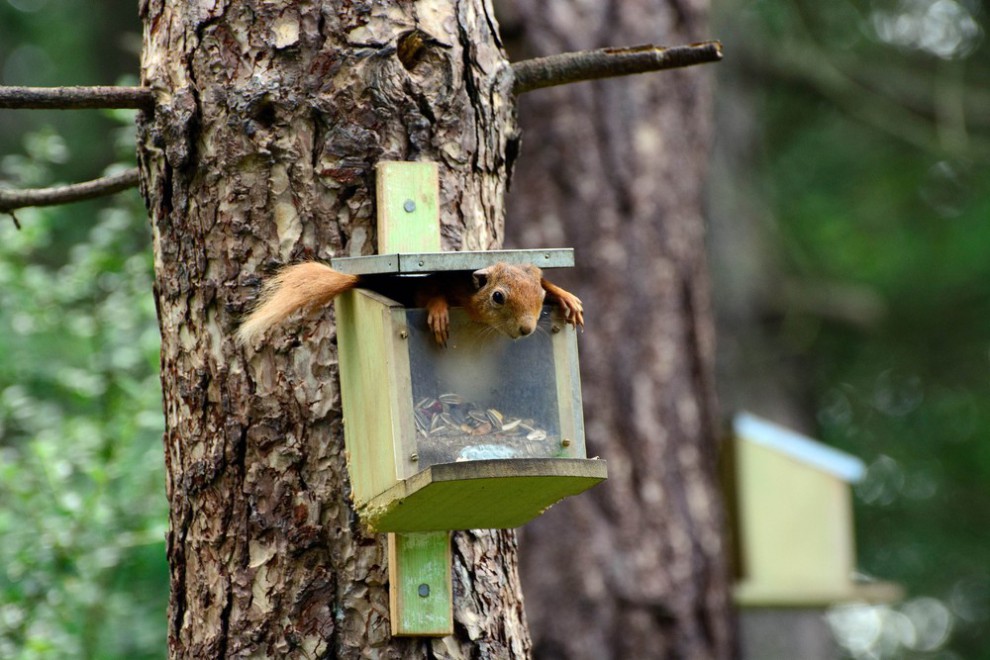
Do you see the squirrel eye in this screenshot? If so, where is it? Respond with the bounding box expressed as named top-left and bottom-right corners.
top-left (492, 290), bottom-right (506, 305)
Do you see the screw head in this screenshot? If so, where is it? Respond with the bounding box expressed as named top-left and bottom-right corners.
top-left (399, 330), bottom-right (409, 339)
top-left (403, 199), bottom-right (416, 213)
top-left (561, 438), bottom-right (572, 447)
top-left (410, 452), bottom-right (419, 462)
top-left (418, 583), bottom-right (430, 598)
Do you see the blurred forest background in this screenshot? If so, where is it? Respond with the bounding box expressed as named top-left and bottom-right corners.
top-left (0, 0), bottom-right (987, 659)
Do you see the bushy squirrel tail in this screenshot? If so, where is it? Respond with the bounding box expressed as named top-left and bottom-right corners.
top-left (237, 262), bottom-right (359, 345)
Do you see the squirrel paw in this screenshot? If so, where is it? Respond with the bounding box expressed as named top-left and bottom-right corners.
top-left (556, 290), bottom-right (584, 328)
top-left (426, 300), bottom-right (450, 347)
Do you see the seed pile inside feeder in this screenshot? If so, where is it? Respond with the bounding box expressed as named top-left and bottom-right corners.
top-left (413, 392), bottom-right (558, 465)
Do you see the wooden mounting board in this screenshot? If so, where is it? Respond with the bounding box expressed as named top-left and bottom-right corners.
top-left (388, 531), bottom-right (452, 636)
top-left (375, 161), bottom-right (441, 254)
top-left (374, 161), bottom-right (451, 637)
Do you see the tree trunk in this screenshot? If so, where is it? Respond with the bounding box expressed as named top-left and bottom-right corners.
top-left (137, 0), bottom-right (529, 656)
top-left (500, 1), bottom-right (734, 658)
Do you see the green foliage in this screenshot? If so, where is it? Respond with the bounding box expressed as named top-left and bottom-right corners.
top-left (0, 0), bottom-right (141, 183)
top-left (730, 0), bottom-right (990, 657)
top-left (0, 3), bottom-right (164, 655)
top-left (1, 3), bottom-right (163, 656)
top-left (0, 125), bottom-right (167, 656)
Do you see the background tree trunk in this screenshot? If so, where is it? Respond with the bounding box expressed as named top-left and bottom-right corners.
top-left (137, 0), bottom-right (529, 656)
top-left (500, 1), bottom-right (734, 658)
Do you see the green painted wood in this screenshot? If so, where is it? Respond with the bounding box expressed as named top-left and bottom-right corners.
top-left (360, 458), bottom-right (609, 532)
top-left (734, 435), bottom-right (857, 605)
top-left (376, 161), bottom-right (441, 254)
top-left (335, 289), bottom-right (408, 505)
top-left (375, 161), bottom-right (452, 636)
top-left (388, 531), bottom-right (452, 636)
top-left (552, 320), bottom-right (585, 459)
top-left (388, 305), bottom-right (420, 482)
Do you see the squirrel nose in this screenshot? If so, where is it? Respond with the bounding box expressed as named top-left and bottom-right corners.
top-left (518, 323), bottom-right (535, 337)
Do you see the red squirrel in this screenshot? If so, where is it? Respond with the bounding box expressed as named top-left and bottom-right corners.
top-left (237, 261), bottom-right (584, 346)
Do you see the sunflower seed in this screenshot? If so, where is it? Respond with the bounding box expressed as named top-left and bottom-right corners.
top-left (501, 419), bottom-right (521, 432)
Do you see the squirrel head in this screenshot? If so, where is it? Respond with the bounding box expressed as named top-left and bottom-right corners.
top-left (470, 262), bottom-right (546, 339)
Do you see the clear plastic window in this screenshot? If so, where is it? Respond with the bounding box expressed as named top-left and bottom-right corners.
top-left (405, 306), bottom-right (566, 467)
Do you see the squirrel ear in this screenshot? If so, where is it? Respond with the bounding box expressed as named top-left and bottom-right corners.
top-left (472, 267), bottom-right (491, 290)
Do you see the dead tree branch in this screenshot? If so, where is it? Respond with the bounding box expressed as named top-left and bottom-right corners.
top-left (0, 168), bottom-right (140, 214)
top-left (0, 41), bottom-right (721, 216)
top-left (0, 86), bottom-right (154, 111)
top-left (512, 41), bottom-right (723, 95)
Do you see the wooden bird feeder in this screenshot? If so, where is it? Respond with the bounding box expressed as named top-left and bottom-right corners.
top-left (333, 249), bottom-right (606, 532)
top-left (727, 412), bottom-right (901, 606)
top-left (334, 161), bottom-right (607, 636)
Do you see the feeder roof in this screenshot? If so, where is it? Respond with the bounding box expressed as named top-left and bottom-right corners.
top-left (733, 412), bottom-right (866, 483)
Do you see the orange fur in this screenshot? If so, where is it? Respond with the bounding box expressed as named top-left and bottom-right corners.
top-left (238, 260), bottom-right (585, 347)
top-left (237, 262), bottom-right (359, 345)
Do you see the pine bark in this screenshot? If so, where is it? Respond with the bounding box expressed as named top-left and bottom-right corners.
top-left (137, 0), bottom-right (528, 657)
top-left (501, 1), bottom-right (734, 658)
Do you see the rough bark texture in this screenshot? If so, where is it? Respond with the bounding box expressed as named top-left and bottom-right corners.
top-left (500, 1), bottom-right (734, 658)
top-left (137, 0), bottom-right (529, 656)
